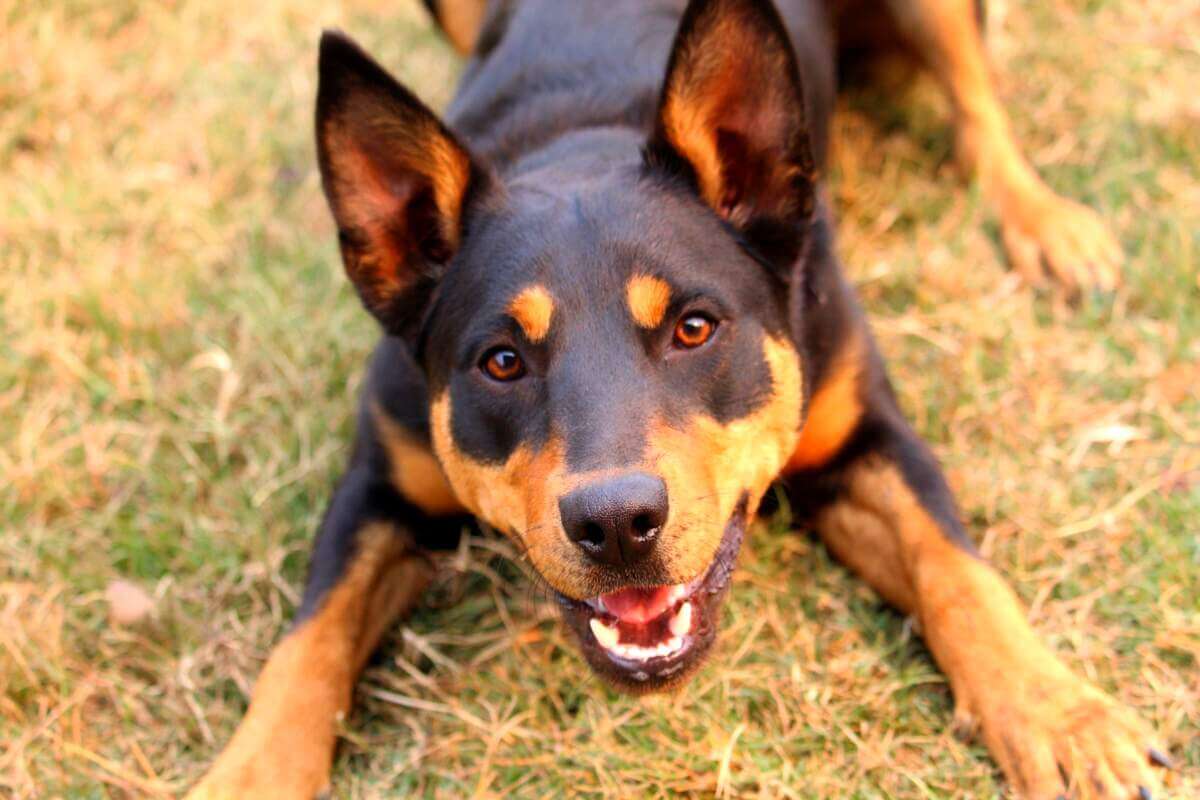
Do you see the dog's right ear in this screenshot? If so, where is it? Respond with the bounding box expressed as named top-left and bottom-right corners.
top-left (316, 31), bottom-right (484, 337)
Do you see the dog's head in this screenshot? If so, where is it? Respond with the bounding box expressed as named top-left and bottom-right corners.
top-left (316, 0), bottom-right (817, 690)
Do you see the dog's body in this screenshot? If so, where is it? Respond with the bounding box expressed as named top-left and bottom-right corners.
top-left (187, 2), bottom-right (1165, 797)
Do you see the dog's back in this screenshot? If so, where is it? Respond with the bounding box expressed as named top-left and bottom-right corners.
top-left (444, 0), bottom-right (835, 171)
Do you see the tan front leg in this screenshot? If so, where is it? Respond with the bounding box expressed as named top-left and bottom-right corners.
top-left (816, 456), bottom-right (1168, 799)
top-left (886, 0), bottom-right (1123, 291)
top-left (425, 0), bottom-right (490, 55)
top-left (186, 524), bottom-right (432, 799)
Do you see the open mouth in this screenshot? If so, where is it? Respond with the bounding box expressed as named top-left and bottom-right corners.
top-left (556, 516), bottom-right (746, 691)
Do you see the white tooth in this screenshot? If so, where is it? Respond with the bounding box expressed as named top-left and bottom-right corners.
top-left (590, 618), bottom-right (620, 650)
top-left (670, 602), bottom-right (693, 638)
top-left (619, 643), bottom-right (649, 661)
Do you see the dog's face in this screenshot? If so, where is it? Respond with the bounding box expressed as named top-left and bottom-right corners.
top-left (316, 0), bottom-right (817, 690)
top-left (422, 169), bottom-right (805, 686)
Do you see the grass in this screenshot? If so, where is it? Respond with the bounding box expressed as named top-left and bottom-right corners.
top-left (1, 0), bottom-right (1197, 796)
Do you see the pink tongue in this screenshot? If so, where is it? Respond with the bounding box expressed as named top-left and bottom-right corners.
top-left (601, 585), bottom-right (674, 624)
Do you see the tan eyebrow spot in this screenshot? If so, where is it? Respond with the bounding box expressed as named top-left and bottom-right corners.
top-left (507, 284), bottom-right (554, 342)
top-left (626, 275), bottom-right (672, 329)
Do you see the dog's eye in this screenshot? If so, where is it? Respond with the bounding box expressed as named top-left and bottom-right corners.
top-left (673, 314), bottom-right (717, 349)
top-left (481, 347), bottom-right (526, 381)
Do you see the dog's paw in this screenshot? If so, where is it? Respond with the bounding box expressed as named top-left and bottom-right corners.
top-left (969, 672), bottom-right (1171, 800)
top-left (999, 187), bottom-right (1123, 294)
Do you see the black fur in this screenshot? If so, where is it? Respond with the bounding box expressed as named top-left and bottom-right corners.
top-left (305, 0), bottom-right (977, 666)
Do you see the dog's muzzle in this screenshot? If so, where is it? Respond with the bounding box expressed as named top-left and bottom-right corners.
top-left (555, 516), bottom-right (745, 690)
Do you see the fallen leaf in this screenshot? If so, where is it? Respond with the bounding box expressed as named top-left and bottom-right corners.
top-left (106, 580), bottom-right (154, 626)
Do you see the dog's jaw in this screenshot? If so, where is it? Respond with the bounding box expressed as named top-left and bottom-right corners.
top-left (555, 516), bottom-right (745, 692)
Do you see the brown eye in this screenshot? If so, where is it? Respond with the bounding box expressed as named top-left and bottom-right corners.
top-left (481, 347), bottom-right (525, 381)
top-left (673, 314), bottom-right (716, 349)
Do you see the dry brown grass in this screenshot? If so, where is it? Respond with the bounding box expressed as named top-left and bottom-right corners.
top-left (2, 0), bottom-right (1197, 796)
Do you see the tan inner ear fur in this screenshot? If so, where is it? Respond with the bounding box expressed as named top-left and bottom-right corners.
top-left (661, 86), bottom-right (725, 211)
top-left (424, 129), bottom-right (472, 250)
top-left (626, 275), bottom-right (672, 329)
top-left (323, 114), bottom-right (471, 305)
top-left (429, 335), bottom-right (804, 599)
top-left (659, 13), bottom-right (773, 208)
top-left (507, 284), bottom-right (555, 342)
top-left (658, 11), bottom-right (806, 223)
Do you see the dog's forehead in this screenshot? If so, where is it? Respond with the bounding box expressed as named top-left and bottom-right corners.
top-left (451, 171), bottom-right (759, 324)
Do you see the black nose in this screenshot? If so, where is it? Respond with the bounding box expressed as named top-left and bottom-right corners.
top-left (558, 472), bottom-right (668, 566)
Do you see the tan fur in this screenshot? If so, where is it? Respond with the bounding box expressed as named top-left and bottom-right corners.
top-left (786, 332), bottom-right (864, 472)
top-left (658, 12), bottom-right (807, 225)
top-left (659, 16), bottom-right (764, 213)
top-left (507, 284), bottom-right (555, 343)
top-left (884, 0), bottom-right (1122, 290)
top-left (660, 80), bottom-right (725, 211)
top-left (425, 131), bottom-right (472, 251)
top-left (625, 275), bottom-right (673, 329)
top-left (185, 524), bottom-right (431, 799)
top-left (430, 397), bottom-right (587, 591)
top-left (430, 335), bottom-right (803, 597)
top-left (819, 459), bottom-right (1162, 798)
top-left (370, 401), bottom-right (465, 516)
top-left (432, 0), bottom-right (488, 56)
top-left (645, 335), bottom-right (804, 581)
top-left (322, 114), bottom-right (472, 312)
top-left (816, 497), bottom-right (915, 610)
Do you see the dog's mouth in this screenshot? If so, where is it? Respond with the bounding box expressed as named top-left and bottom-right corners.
top-left (556, 516), bottom-right (745, 691)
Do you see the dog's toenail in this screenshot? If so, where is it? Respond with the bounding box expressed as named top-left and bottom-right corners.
top-left (1147, 748), bottom-right (1174, 770)
top-left (1138, 786), bottom-right (1152, 800)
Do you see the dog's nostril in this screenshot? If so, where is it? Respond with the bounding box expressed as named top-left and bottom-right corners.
top-left (581, 522), bottom-right (606, 549)
top-left (631, 513), bottom-right (657, 540)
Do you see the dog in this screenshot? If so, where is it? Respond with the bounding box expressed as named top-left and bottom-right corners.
top-left (186, 1), bottom-right (1168, 797)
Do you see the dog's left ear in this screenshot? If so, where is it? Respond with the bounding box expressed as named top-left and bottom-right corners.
top-left (646, 0), bottom-right (817, 266)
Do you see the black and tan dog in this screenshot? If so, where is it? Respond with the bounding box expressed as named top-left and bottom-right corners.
top-left (187, 1), bottom-right (1168, 797)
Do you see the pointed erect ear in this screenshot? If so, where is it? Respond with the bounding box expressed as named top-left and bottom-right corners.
top-left (646, 0), bottom-right (817, 265)
top-left (316, 31), bottom-right (486, 336)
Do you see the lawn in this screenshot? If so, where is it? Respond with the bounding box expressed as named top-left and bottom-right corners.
top-left (1, 0), bottom-right (1197, 796)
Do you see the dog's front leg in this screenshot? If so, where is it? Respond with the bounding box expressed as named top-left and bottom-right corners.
top-left (786, 406), bottom-right (1169, 798)
top-left (885, 0), bottom-right (1123, 291)
top-left (186, 468), bottom-right (434, 799)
